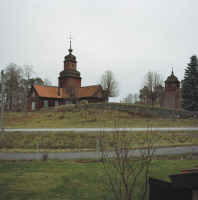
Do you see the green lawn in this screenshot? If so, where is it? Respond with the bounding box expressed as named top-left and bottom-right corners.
top-left (0, 159), bottom-right (197, 200)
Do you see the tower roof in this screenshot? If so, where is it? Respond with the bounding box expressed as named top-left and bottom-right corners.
top-left (64, 53), bottom-right (76, 62)
top-left (165, 68), bottom-right (180, 83)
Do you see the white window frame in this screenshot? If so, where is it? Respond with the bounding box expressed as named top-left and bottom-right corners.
top-left (55, 101), bottom-right (58, 107)
top-left (32, 102), bottom-right (35, 110)
top-left (32, 92), bottom-right (35, 97)
top-left (66, 101), bottom-right (70, 105)
top-left (44, 100), bottom-right (48, 108)
top-left (76, 100), bottom-right (79, 104)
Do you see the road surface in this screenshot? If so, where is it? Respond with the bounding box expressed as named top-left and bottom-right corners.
top-left (0, 146), bottom-right (198, 160)
top-left (5, 127), bottom-right (198, 133)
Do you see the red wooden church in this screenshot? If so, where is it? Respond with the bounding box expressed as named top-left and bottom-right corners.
top-left (28, 41), bottom-right (105, 110)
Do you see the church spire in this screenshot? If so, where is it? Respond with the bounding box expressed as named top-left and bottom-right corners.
top-left (68, 32), bottom-right (73, 54)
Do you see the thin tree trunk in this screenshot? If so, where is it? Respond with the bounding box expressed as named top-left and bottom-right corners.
top-left (152, 99), bottom-right (155, 107)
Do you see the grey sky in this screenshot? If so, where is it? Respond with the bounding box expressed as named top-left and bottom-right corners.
top-left (0, 0), bottom-right (197, 102)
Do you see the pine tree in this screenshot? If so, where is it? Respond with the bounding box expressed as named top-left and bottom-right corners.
top-left (181, 55), bottom-right (198, 111)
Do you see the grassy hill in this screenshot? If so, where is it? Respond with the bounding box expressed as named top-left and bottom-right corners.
top-left (2, 105), bottom-right (198, 129)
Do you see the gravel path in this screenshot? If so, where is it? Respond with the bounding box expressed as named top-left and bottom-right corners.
top-left (1, 146), bottom-right (198, 160)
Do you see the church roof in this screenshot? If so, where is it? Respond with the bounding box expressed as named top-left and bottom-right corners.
top-left (32, 84), bottom-right (102, 99)
top-left (165, 70), bottom-right (180, 83)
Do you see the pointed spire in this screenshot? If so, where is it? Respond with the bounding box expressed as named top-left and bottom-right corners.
top-left (68, 32), bottom-right (73, 54)
top-left (171, 64), bottom-right (174, 75)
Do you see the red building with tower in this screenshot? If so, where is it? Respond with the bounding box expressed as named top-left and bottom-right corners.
top-left (162, 69), bottom-right (182, 109)
top-left (28, 41), bottom-right (105, 110)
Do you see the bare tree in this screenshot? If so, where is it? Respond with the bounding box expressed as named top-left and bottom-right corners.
top-left (99, 70), bottom-right (119, 102)
top-left (44, 78), bottom-right (52, 86)
top-left (124, 93), bottom-right (133, 103)
top-left (4, 63), bottom-right (22, 111)
top-left (22, 64), bottom-right (35, 114)
top-left (123, 93), bottom-right (139, 104)
top-left (63, 83), bottom-right (78, 104)
top-left (140, 70), bottom-right (164, 107)
top-left (133, 93), bottom-right (139, 103)
top-left (98, 126), bottom-right (154, 199)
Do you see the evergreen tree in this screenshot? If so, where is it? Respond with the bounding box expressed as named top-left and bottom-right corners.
top-left (181, 55), bottom-right (198, 111)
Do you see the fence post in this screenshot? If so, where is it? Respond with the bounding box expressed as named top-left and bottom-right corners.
top-left (155, 138), bottom-right (156, 160)
top-left (37, 142), bottom-right (39, 162)
top-left (1, 70), bottom-right (4, 149)
top-left (97, 140), bottom-right (99, 161)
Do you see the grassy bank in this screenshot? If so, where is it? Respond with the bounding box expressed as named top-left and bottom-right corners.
top-left (1, 106), bottom-right (198, 128)
top-left (0, 158), bottom-right (197, 200)
top-left (0, 130), bottom-right (198, 153)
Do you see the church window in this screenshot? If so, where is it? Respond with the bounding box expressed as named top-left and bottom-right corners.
top-left (44, 100), bottom-right (48, 108)
top-left (98, 93), bottom-right (101, 97)
top-left (172, 83), bottom-right (174, 87)
top-left (169, 83), bottom-right (171, 89)
top-left (76, 100), bottom-right (79, 104)
top-left (32, 92), bottom-right (35, 97)
top-left (55, 101), bottom-right (58, 107)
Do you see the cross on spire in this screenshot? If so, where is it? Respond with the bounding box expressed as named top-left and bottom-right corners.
top-left (68, 32), bottom-right (73, 54)
top-left (69, 32), bottom-right (73, 42)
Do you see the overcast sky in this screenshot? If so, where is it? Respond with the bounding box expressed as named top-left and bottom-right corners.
top-left (0, 0), bottom-right (197, 102)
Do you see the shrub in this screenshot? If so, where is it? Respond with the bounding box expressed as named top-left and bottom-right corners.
top-left (42, 153), bottom-right (49, 161)
top-left (54, 105), bottom-right (75, 113)
top-left (80, 100), bottom-right (88, 105)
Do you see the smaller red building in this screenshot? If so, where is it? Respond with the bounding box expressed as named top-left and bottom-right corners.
top-left (162, 69), bottom-right (182, 109)
top-left (28, 41), bottom-right (105, 110)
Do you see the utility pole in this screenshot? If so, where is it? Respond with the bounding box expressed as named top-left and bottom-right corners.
top-left (1, 70), bottom-right (4, 148)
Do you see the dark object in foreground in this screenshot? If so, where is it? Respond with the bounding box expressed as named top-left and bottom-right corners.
top-left (149, 165), bottom-right (198, 200)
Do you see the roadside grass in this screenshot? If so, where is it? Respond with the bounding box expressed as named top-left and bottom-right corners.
top-left (1, 130), bottom-right (198, 153)
top-left (1, 106), bottom-right (198, 128)
top-left (0, 158), bottom-right (197, 200)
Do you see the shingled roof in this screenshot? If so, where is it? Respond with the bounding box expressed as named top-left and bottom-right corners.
top-left (32, 84), bottom-right (102, 99)
top-left (165, 70), bottom-right (180, 83)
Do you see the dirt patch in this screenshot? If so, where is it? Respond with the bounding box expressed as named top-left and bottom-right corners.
top-left (59, 115), bottom-right (65, 119)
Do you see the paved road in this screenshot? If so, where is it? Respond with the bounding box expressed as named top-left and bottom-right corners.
top-left (1, 146), bottom-right (198, 160)
top-left (5, 127), bottom-right (198, 133)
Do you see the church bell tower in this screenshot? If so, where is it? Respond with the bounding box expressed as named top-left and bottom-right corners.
top-left (58, 36), bottom-right (82, 88)
top-left (164, 68), bottom-right (180, 92)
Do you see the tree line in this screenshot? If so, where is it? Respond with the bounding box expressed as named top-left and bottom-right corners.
top-left (0, 63), bottom-right (52, 111)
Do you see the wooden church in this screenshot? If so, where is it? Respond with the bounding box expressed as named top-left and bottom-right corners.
top-left (28, 41), bottom-right (105, 110)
